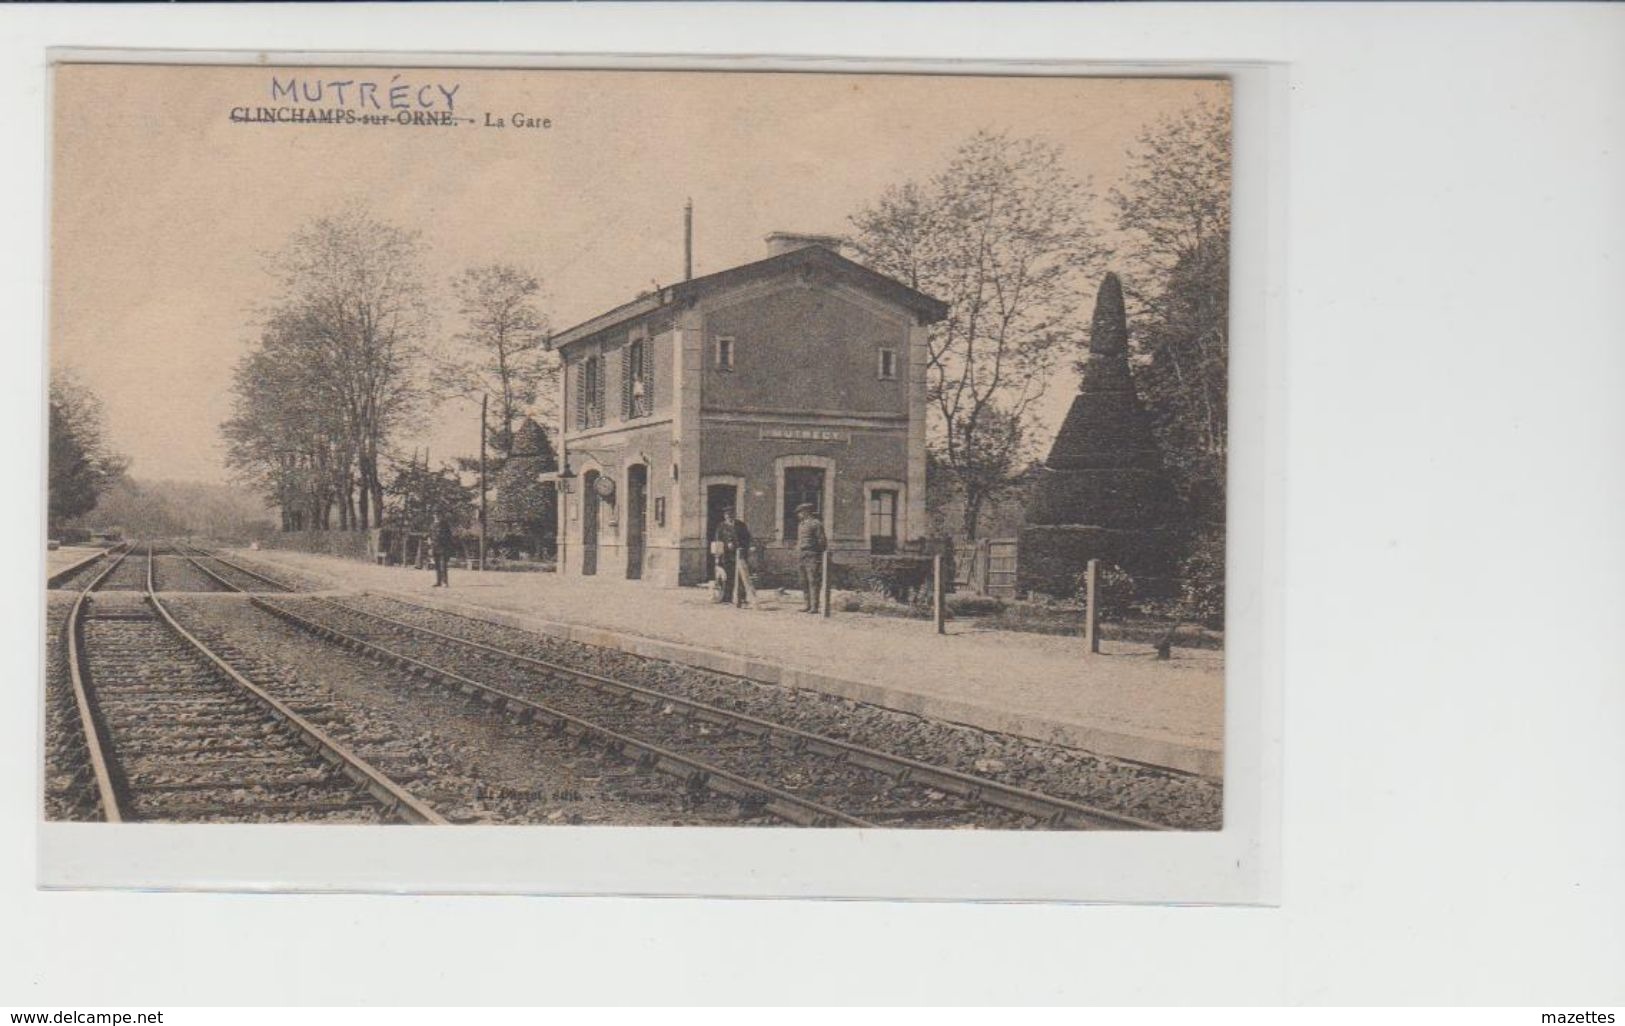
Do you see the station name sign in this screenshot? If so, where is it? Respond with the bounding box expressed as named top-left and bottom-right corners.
top-left (759, 426), bottom-right (850, 444)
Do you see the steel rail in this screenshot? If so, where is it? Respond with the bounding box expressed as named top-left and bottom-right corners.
top-left (178, 545), bottom-right (292, 592)
top-left (252, 596), bottom-right (876, 828)
top-left (61, 545), bottom-right (136, 822)
top-left (168, 545), bottom-right (245, 593)
top-left (327, 596), bottom-right (1171, 831)
top-left (48, 541), bottom-right (129, 590)
top-left (141, 569), bottom-right (446, 825)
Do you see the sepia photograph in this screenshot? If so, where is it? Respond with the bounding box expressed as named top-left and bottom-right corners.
top-left (44, 62), bottom-right (1232, 835)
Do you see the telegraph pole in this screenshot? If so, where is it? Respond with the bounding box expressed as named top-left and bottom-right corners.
top-left (478, 394), bottom-right (488, 572)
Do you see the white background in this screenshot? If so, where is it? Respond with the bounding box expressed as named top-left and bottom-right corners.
top-left (4, 3), bottom-right (1623, 1005)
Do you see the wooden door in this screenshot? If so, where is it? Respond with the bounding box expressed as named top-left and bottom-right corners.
top-left (626, 465), bottom-right (647, 580)
top-left (581, 470), bottom-right (599, 576)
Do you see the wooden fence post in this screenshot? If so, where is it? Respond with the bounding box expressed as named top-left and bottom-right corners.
top-left (1084, 558), bottom-right (1100, 654)
top-left (821, 550), bottom-right (832, 618)
top-left (933, 553), bottom-right (946, 635)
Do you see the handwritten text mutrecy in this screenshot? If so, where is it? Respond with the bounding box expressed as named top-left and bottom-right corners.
top-left (269, 75), bottom-right (461, 113)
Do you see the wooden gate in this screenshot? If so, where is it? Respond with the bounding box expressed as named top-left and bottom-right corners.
top-left (985, 538), bottom-right (1018, 597)
top-left (956, 537), bottom-right (1020, 597)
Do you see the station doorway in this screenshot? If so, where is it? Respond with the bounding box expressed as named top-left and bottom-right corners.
top-left (626, 464), bottom-right (647, 580)
top-left (581, 469), bottom-right (600, 576)
top-left (705, 482), bottom-right (739, 579)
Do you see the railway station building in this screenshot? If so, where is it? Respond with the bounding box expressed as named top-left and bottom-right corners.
top-left (549, 233), bottom-right (948, 587)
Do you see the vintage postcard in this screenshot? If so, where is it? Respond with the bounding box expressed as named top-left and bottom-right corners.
top-left (43, 57), bottom-right (1242, 891)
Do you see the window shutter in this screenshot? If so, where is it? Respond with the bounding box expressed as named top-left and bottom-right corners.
top-left (621, 344), bottom-right (634, 420)
top-left (574, 360), bottom-right (587, 431)
top-left (641, 339), bottom-right (655, 412)
top-left (593, 356), bottom-right (605, 426)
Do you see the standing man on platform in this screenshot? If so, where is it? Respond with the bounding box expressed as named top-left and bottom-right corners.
top-left (795, 502), bottom-right (827, 613)
top-left (716, 507), bottom-right (756, 608)
top-left (432, 512), bottom-right (454, 588)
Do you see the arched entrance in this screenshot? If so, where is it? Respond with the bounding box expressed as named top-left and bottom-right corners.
top-left (625, 464), bottom-right (647, 580)
top-left (581, 469), bottom-right (600, 576)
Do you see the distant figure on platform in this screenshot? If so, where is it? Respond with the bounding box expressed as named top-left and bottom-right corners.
top-left (795, 502), bottom-right (827, 613)
top-left (431, 513), bottom-right (454, 588)
top-left (715, 508), bottom-right (757, 608)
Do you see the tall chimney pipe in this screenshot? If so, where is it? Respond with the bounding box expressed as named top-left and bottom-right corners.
top-left (683, 198), bottom-right (693, 281)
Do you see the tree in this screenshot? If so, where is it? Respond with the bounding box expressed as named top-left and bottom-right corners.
top-left (1108, 98), bottom-right (1230, 515)
top-left (441, 264), bottom-right (555, 459)
top-left (1108, 97), bottom-right (1232, 604)
top-left (81, 479), bottom-right (277, 542)
top-left (1137, 238), bottom-right (1228, 520)
top-left (1109, 98), bottom-right (1231, 288)
top-left (851, 130), bottom-right (1107, 539)
top-left (75, 478), bottom-right (186, 539)
top-left (48, 370), bottom-right (127, 534)
top-left (260, 208), bottom-right (433, 530)
top-left (223, 311), bottom-right (356, 531)
top-left (384, 458), bottom-right (476, 535)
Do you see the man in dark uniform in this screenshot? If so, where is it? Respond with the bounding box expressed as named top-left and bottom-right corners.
top-left (713, 508), bottom-right (756, 607)
top-left (431, 513), bottom-right (454, 588)
top-left (795, 502), bottom-right (827, 613)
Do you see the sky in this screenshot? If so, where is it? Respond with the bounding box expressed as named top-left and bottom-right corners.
top-left (51, 64), bottom-right (1227, 485)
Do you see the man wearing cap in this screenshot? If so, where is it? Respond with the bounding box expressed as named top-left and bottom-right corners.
top-left (795, 502), bottom-right (827, 613)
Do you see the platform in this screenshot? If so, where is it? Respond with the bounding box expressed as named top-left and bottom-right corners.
top-left (45, 545), bottom-right (107, 586)
top-left (233, 549), bottom-right (1225, 777)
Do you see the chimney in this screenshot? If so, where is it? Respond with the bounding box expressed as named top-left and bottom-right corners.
top-left (764, 231), bottom-right (845, 258)
top-left (683, 198), bottom-right (693, 281)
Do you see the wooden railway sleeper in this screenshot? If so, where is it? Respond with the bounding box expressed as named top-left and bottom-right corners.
top-left (256, 598), bottom-right (876, 829)
top-left (146, 595), bottom-right (446, 826)
top-left (323, 598), bottom-right (1171, 830)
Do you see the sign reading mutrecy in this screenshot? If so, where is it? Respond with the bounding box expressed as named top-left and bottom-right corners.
top-left (758, 427), bottom-right (850, 444)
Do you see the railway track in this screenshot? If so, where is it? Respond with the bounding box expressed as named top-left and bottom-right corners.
top-left (57, 543), bottom-right (443, 824)
top-left (150, 548), bottom-right (234, 592)
top-left (47, 541), bottom-right (1177, 829)
top-left (47, 542), bottom-right (129, 591)
top-left (165, 597), bottom-right (747, 826)
top-left (256, 596), bottom-right (1169, 830)
top-left (169, 543), bottom-right (296, 593)
top-left (90, 543), bottom-right (151, 592)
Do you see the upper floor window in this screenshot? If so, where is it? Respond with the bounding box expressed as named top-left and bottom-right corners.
top-left (714, 335), bottom-right (735, 371)
top-left (622, 338), bottom-right (654, 419)
top-left (574, 353), bottom-right (605, 430)
top-left (877, 347), bottom-right (898, 381)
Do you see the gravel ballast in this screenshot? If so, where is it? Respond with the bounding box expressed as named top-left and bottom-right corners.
top-left (167, 596), bottom-right (744, 826)
top-left (335, 594), bottom-right (1223, 830)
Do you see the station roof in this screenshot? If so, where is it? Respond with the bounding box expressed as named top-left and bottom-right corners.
top-left (548, 244), bottom-right (948, 351)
